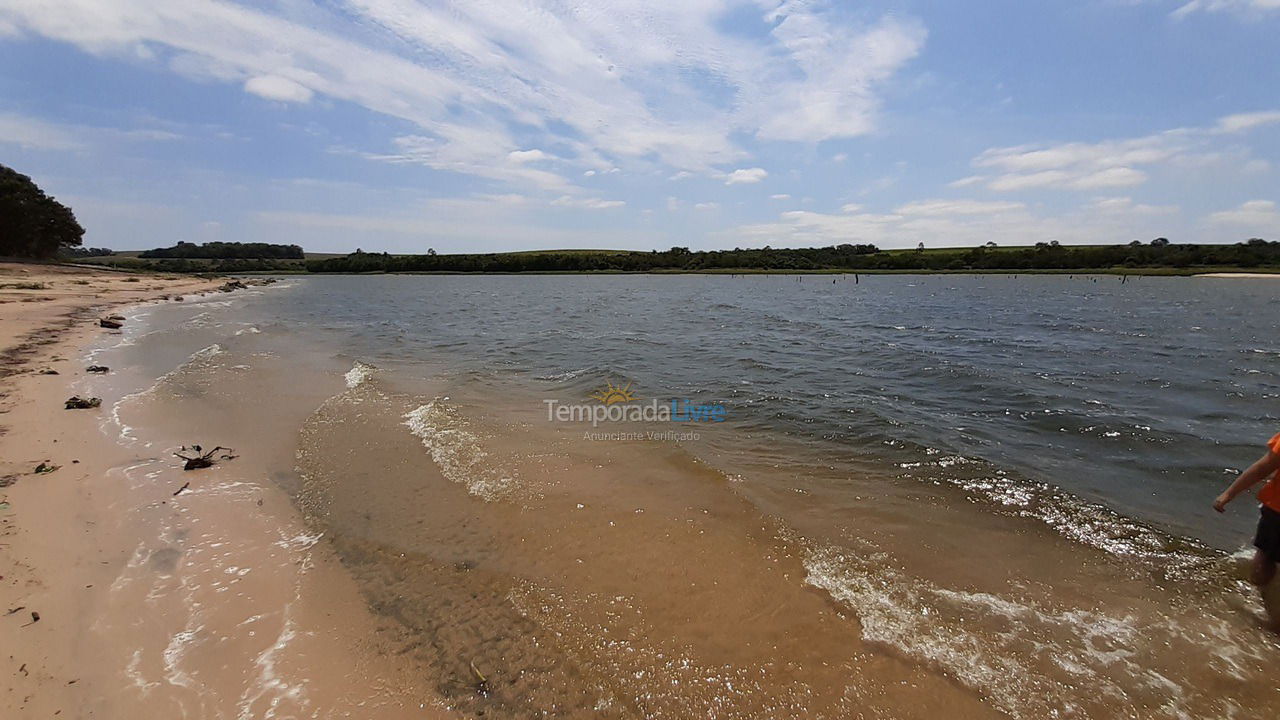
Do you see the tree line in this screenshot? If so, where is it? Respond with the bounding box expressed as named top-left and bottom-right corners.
top-left (306, 244), bottom-right (883, 273)
top-left (306, 239), bottom-right (1280, 274)
top-left (4, 162), bottom-right (1278, 273)
top-left (139, 241), bottom-right (304, 259)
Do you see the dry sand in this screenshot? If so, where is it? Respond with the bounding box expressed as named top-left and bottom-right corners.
top-left (0, 263), bottom-right (453, 719)
top-left (1195, 272), bottom-right (1280, 278)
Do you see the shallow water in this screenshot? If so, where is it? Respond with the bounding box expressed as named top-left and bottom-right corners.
top-left (102, 274), bottom-right (1280, 718)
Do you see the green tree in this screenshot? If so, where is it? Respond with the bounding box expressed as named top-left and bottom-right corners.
top-left (0, 164), bottom-right (84, 258)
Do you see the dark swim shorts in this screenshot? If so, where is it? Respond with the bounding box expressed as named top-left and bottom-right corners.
top-left (1255, 506), bottom-right (1280, 562)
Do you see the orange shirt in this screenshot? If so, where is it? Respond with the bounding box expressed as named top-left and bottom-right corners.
top-left (1259, 433), bottom-right (1280, 512)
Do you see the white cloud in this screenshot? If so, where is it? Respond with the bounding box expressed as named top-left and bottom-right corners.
top-left (367, 130), bottom-right (573, 191)
top-left (254, 208), bottom-right (656, 251)
top-left (0, 0), bottom-right (932, 193)
top-left (0, 112), bottom-right (83, 150)
top-left (752, 12), bottom-right (926, 142)
top-left (508, 149), bottom-right (550, 163)
top-left (725, 167), bottom-right (768, 185)
top-left (1069, 167), bottom-right (1148, 189)
top-left (831, 153), bottom-right (848, 163)
top-left (1215, 111), bottom-right (1280, 134)
top-left (427, 193), bottom-right (531, 211)
top-left (895, 199), bottom-right (1025, 216)
top-left (1087, 197), bottom-right (1179, 215)
top-left (243, 75), bottom-right (313, 103)
top-left (724, 195), bottom-right (1186, 249)
top-left (551, 195), bottom-right (625, 209)
top-left (1171, 0), bottom-right (1280, 19)
top-left (771, 194), bottom-right (791, 200)
top-left (1208, 200), bottom-right (1280, 233)
top-left (965, 109), bottom-right (1278, 193)
top-left (840, 203), bottom-right (863, 213)
top-left (1243, 158), bottom-right (1272, 174)
top-left (0, 111), bottom-right (188, 152)
top-left (986, 170), bottom-right (1071, 192)
top-left (694, 202), bottom-right (719, 211)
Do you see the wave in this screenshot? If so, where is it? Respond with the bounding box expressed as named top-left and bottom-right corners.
top-left (104, 343), bottom-right (227, 446)
top-left (403, 399), bottom-right (518, 500)
top-left (802, 539), bottom-right (1262, 720)
top-left (901, 451), bottom-right (1220, 581)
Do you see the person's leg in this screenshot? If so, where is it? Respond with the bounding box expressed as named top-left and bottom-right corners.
top-left (1249, 550), bottom-right (1280, 630)
top-left (1250, 549), bottom-right (1276, 587)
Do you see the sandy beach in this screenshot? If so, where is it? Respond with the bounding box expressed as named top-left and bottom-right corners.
top-left (0, 263), bottom-right (451, 719)
top-left (1195, 272), bottom-right (1280, 278)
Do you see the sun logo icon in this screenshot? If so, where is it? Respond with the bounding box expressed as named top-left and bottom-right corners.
top-left (589, 380), bottom-right (637, 405)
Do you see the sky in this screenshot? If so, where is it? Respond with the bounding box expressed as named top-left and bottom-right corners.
top-left (0, 0), bottom-right (1277, 253)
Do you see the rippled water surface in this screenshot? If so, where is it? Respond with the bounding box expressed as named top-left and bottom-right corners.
top-left (112, 273), bottom-right (1280, 719)
top-left (265, 273), bottom-right (1280, 548)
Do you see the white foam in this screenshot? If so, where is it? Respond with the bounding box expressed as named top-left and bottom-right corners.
top-left (343, 361), bottom-right (377, 388)
top-left (403, 399), bottom-right (517, 500)
top-left (803, 540), bottom-right (1265, 720)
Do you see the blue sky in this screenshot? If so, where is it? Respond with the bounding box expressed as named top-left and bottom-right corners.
top-left (0, 0), bottom-right (1277, 253)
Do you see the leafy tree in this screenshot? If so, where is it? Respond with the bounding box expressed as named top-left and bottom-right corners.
top-left (139, 240), bottom-right (304, 259)
top-left (0, 164), bottom-right (84, 258)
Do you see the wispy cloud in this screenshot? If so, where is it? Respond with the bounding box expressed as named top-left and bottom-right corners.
top-left (963, 110), bottom-right (1279, 193)
top-left (1170, 0), bottom-right (1280, 19)
top-left (1216, 111), bottom-right (1280, 134)
top-left (0, 110), bottom-right (188, 150)
top-left (0, 111), bottom-right (84, 150)
top-left (551, 195), bottom-right (626, 210)
top-left (1208, 200), bottom-right (1280, 233)
top-left (726, 196), bottom-right (1185, 249)
top-left (0, 0), bottom-right (926, 194)
top-left (244, 75), bottom-right (314, 103)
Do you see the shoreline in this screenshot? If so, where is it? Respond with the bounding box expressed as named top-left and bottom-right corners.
top-left (0, 264), bottom-right (451, 718)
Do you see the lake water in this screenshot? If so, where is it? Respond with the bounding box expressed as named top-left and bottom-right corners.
top-left (104, 273), bottom-right (1280, 719)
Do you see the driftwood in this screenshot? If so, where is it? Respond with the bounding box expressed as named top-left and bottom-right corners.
top-left (86, 365), bottom-right (109, 373)
top-left (99, 318), bottom-right (122, 329)
top-left (64, 396), bottom-right (101, 409)
top-left (174, 445), bottom-right (236, 471)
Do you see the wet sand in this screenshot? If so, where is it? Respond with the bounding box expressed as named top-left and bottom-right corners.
top-left (0, 264), bottom-right (452, 719)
